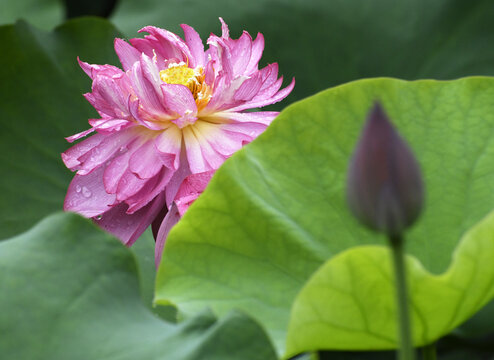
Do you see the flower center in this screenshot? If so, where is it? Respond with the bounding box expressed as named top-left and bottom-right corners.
top-left (159, 63), bottom-right (196, 88)
top-left (159, 62), bottom-right (211, 110)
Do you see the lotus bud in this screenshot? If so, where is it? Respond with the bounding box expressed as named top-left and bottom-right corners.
top-left (346, 101), bottom-right (424, 237)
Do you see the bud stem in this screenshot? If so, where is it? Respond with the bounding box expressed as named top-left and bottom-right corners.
top-left (421, 343), bottom-right (437, 360)
top-left (389, 234), bottom-right (415, 360)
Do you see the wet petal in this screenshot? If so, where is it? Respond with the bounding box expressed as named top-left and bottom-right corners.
top-left (64, 165), bottom-right (116, 217)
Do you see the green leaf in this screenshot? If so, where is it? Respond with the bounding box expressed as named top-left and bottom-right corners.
top-left (111, 0), bottom-right (494, 105)
top-left (285, 209), bottom-right (494, 356)
top-left (0, 18), bottom-right (121, 239)
top-left (156, 77), bottom-right (494, 355)
top-left (0, 212), bottom-right (277, 360)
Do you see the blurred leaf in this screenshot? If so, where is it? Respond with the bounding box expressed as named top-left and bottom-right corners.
top-left (454, 300), bottom-right (494, 339)
top-left (0, 0), bottom-right (63, 29)
top-left (155, 77), bottom-right (494, 355)
top-left (0, 18), bottom-right (120, 239)
top-left (0, 18), bottom-right (156, 308)
top-left (111, 0), bottom-right (494, 106)
top-left (0, 212), bottom-right (277, 360)
top-left (286, 209), bottom-right (494, 356)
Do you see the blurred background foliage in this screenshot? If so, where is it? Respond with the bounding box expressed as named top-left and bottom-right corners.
top-left (1, 0), bottom-right (494, 358)
top-left (3, 0), bottom-right (494, 106)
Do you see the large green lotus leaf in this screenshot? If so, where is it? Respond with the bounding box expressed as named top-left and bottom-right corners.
top-left (155, 77), bottom-right (494, 354)
top-left (0, 18), bottom-right (121, 239)
top-left (285, 209), bottom-right (494, 357)
top-left (0, 18), bottom-right (160, 312)
top-left (0, 212), bottom-right (277, 360)
top-left (111, 0), bottom-right (494, 105)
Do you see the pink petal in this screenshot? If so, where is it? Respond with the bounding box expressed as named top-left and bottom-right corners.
top-left (175, 170), bottom-right (214, 201)
top-left (260, 62), bottom-right (280, 84)
top-left (207, 35), bottom-right (234, 83)
top-left (65, 127), bottom-right (96, 143)
top-left (138, 26), bottom-right (192, 63)
top-left (89, 118), bottom-right (131, 134)
top-left (114, 38), bottom-right (141, 71)
top-left (129, 139), bottom-right (163, 179)
top-left (180, 24), bottom-right (205, 67)
top-left (155, 202), bottom-right (181, 266)
top-left (255, 77), bottom-right (284, 101)
top-left (155, 170), bottom-right (213, 266)
top-left (219, 17), bottom-right (229, 38)
top-left (116, 169), bottom-right (148, 201)
top-left (64, 165), bottom-right (117, 217)
top-left (212, 111), bottom-right (279, 126)
top-left (165, 152), bottom-right (191, 207)
top-left (204, 75), bottom-right (246, 112)
top-left (245, 33), bottom-right (264, 74)
top-left (229, 77), bottom-right (295, 111)
top-left (62, 132), bottom-right (105, 170)
top-left (128, 98), bottom-right (169, 130)
top-left (161, 84), bottom-right (198, 127)
top-left (67, 119), bottom-right (131, 143)
top-left (204, 60), bottom-right (216, 85)
top-left (185, 125), bottom-right (227, 170)
top-left (89, 75), bottom-right (130, 119)
top-left (76, 128), bottom-right (137, 175)
top-left (229, 31), bottom-right (252, 75)
top-left (175, 193), bottom-right (200, 216)
top-left (129, 60), bottom-right (166, 116)
top-left (96, 191), bottom-right (167, 247)
top-left (125, 166), bottom-right (174, 213)
top-left (221, 122), bottom-right (268, 141)
top-left (234, 72), bottom-right (263, 102)
top-left (192, 121), bottom-right (242, 156)
top-left (78, 58), bottom-right (123, 79)
top-left (155, 126), bottom-right (182, 170)
top-left (140, 52), bottom-right (163, 97)
top-left (103, 147), bottom-right (133, 194)
top-left (129, 37), bottom-right (163, 64)
top-left (183, 126), bottom-right (208, 173)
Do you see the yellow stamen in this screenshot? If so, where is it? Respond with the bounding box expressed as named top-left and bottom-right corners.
top-left (159, 63), bottom-right (212, 111)
top-left (159, 64), bottom-right (196, 89)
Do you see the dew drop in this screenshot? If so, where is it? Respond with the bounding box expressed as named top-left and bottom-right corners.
top-left (82, 186), bottom-right (92, 198)
top-left (95, 214), bottom-right (103, 221)
top-left (75, 185), bottom-right (82, 193)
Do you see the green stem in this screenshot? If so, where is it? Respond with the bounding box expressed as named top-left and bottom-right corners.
top-left (421, 343), bottom-right (437, 360)
top-left (389, 235), bottom-right (415, 360)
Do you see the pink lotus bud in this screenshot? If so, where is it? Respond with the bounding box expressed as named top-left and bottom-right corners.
top-left (346, 102), bottom-right (424, 236)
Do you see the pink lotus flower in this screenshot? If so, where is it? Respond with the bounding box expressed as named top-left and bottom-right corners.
top-left (62, 18), bottom-right (294, 265)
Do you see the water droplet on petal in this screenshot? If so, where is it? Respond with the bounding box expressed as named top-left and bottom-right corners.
top-left (82, 186), bottom-right (92, 198)
top-left (75, 185), bottom-right (82, 193)
top-left (95, 214), bottom-right (103, 220)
